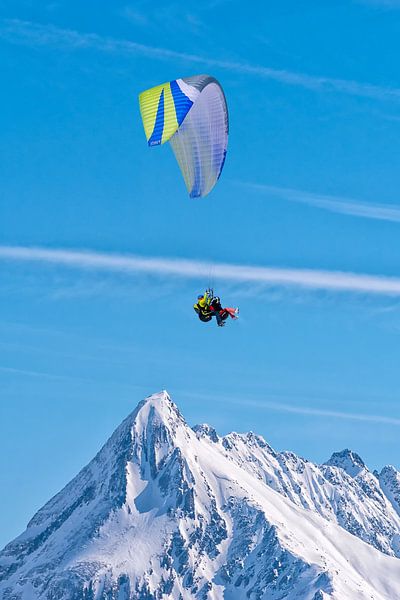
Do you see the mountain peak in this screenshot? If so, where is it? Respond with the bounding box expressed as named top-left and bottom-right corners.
top-left (192, 423), bottom-right (219, 443)
top-left (325, 449), bottom-right (366, 477)
top-left (132, 390), bottom-right (186, 430)
top-left (144, 389), bottom-right (171, 403)
top-left (379, 465), bottom-right (400, 517)
top-left (2, 392), bottom-right (400, 600)
top-left (139, 389), bottom-right (174, 411)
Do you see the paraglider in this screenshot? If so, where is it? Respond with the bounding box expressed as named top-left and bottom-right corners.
top-left (194, 289), bottom-right (239, 327)
top-left (139, 76), bottom-right (235, 329)
top-left (139, 75), bottom-right (228, 198)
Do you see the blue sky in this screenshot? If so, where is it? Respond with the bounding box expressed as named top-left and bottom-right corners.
top-left (2, 0), bottom-right (400, 547)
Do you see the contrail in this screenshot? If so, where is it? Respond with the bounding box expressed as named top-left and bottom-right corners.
top-left (183, 391), bottom-right (400, 427)
top-left (2, 245), bottom-right (400, 296)
top-left (238, 182), bottom-right (400, 223)
top-left (250, 400), bottom-right (400, 427)
top-left (1, 19), bottom-right (400, 101)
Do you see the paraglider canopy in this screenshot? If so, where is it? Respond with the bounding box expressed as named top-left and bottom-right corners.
top-left (139, 75), bottom-right (229, 198)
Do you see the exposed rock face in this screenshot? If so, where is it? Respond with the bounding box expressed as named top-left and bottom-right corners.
top-left (1, 391), bottom-right (400, 599)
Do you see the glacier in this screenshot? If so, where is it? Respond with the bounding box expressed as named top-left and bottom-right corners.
top-left (1, 390), bottom-right (400, 599)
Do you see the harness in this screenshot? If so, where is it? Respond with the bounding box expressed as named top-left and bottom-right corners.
top-left (194, 302), bottom-right (213, 322)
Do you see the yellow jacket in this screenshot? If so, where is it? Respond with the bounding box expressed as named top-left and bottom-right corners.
top-left (194, 292), bottom-right (213, 322)
top-left (194, 291), bottom-right (211, 310)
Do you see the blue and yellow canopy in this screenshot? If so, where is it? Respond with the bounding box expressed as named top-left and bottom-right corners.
top-left (139, 75), bottom-right (228, 198)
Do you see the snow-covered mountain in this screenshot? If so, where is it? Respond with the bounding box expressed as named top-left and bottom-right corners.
top-left (1, 391), bottom-right (400, 599)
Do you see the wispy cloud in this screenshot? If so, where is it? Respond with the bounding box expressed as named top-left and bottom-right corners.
top-left (187, 391), bottom-right (400, 427)
top-left (3, 245), bottom-right (400, 297)
top-left (120, 7), bottom-right (149, 26)
top-left (249, 399), bottom-right (400, 426)
top-left (237, 181), bottom-right (400, 223)
top-left (0, 365), bottom-right (77, 381)
top-left (1, 19), bottom-right (400, 101)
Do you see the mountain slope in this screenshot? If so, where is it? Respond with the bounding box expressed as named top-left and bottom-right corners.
top-left (1, 391), bottom-right (400, 600)
top-left (210, 430), bottom-right (400, 557)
